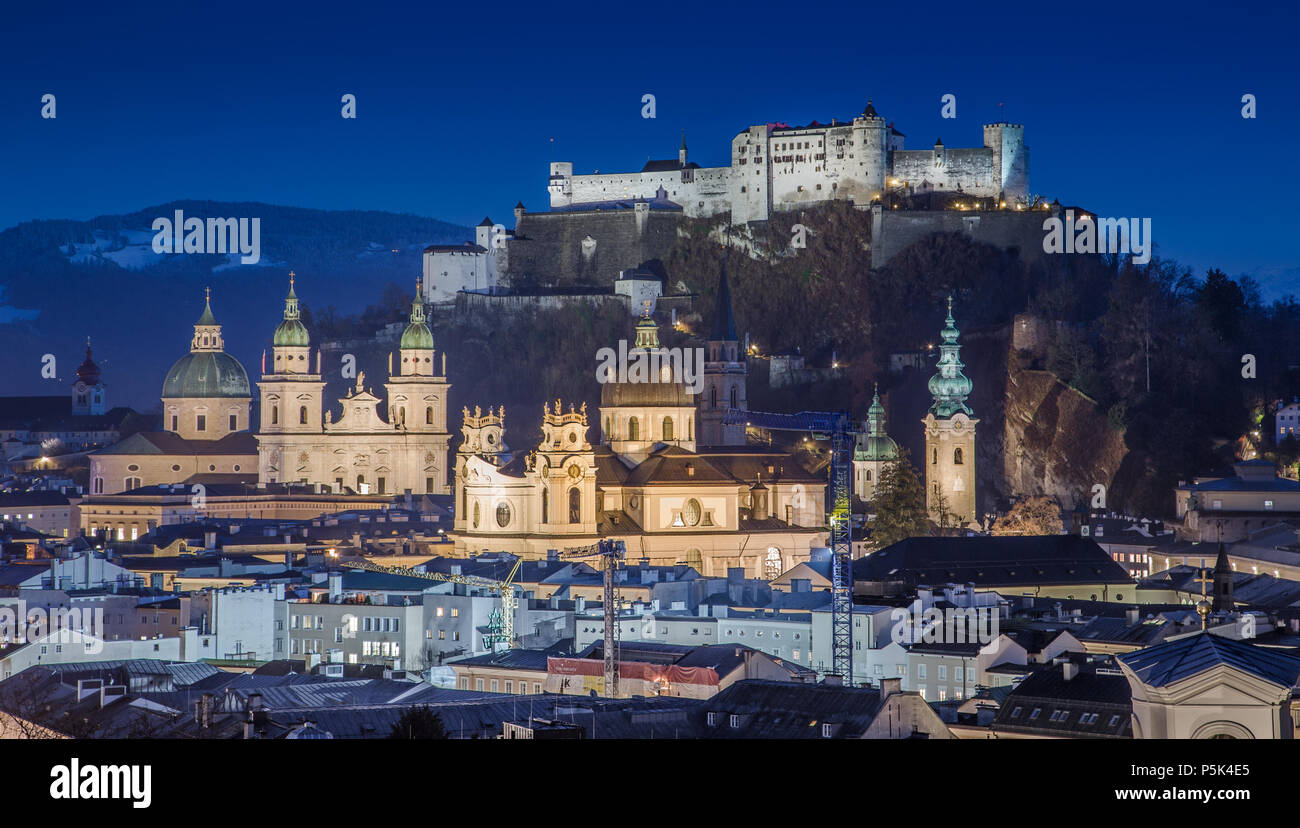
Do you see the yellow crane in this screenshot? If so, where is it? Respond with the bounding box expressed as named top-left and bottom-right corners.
top-left (347, 557), bottom-right (524, 648)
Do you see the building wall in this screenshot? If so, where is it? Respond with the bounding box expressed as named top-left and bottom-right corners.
top-left (90, 450), bottom-right (257, 496)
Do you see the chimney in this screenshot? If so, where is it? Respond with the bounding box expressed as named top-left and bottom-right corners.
top-left (284, 549), bottom-right (293, 569)
top-left (204, 530), bottom-right (217, 551)
top-left (1062, 662), bottom-right (1079, 682)
top-left (1126, 607), bottom-right (1139, 626)
top-left (329, 571), bottom-right (342, 603)
top-left (575, 596), bottom-right (586, 613)
top-left (822, 674), bottom-right (843, 687)
top-left (880, 677), bottom-right (901, 699)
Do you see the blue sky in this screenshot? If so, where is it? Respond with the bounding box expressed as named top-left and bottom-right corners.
top-left (1, 0), bottom-right (1297, 295)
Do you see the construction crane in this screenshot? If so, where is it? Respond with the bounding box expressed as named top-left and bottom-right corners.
top-left (556, 539), bottom-right (627, 698)
top-left (723, 408), bottom-right (855, 684)
top-left (347, 558), bottom-right (523, 649)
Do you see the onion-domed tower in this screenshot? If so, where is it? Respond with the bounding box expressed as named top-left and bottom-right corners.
top-left (161, 288), bottom-right (251, 440)
top-left (853, 384), bottom-right (898, 502)
top-left (258, 272), bottom-right (325, 437)
top-left (383, 278), bottom-right (451, 493)
top-left (71, 338), bottom-right (106, 415)
top-left (921, 295), bottom-right (978, 527)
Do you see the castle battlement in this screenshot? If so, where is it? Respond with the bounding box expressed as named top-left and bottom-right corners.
top-left (548, 98), bottom-right (1029, 224)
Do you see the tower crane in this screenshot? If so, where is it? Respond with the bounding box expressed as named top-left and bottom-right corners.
top-left (555, 539), bottom-right (627, 698)
top-left (346, 558), bottom-right (523, 649)
top-left (723, 408), bottom-right (856, 684)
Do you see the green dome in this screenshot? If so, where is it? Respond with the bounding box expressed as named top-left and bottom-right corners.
top-left (401, 279), bottom-right (434, 350)
top-left (162, 351), bottom-right (251, 399)
top-left (400, 321), bottom-right (434, 350)
top-left (274, 318), bottom-right (310, 347)
top-left (273, 274), bottom-right (310, 347)
top-left (855, 385), bottom-right (899, 461)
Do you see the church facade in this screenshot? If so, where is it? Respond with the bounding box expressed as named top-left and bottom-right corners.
top-left (452, 272), bottom-right (827, 578)
top-left (256, 277), bottom-right (452, 496)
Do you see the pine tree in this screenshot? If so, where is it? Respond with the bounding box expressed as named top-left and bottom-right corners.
top-left (868, 448), bottom-right (929, 548)
top-left (388, 705), bottom-right (447, 739)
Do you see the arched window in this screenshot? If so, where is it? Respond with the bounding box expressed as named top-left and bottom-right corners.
top-left (711, 387), bottom-right (719, 409)
top-left (426, 406), bottom-right (433, 425)
top-left (473, 501), bottom-right (481, 528)
top-left (542, 488), bottom-right (549, 523)
top-left (663, 417), bottom-right (674, 441)
top-left (932, 448), bottom-right (938, 465)
top-left (865, 469), bottom-right (872, 481)
top-left (954, 448), bottom-right (964, 465)
top-left (272, 406), bottom-right (279, 425)
top-left (357, 474), bottom-right (365, 491)
top-left (628, 417), bottom-right (640, 441)
top-left (299, 405), bottom-right (308, 425)
top-left (568, 487), bottom-right (581, 523)
top-left (730, 386), bottom-right (738, 410)
top-left (460, 486), bottom-right (466, 517)
top-left (496, 502), bottom-right (511, 528)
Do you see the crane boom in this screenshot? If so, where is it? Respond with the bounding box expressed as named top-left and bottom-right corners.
top-left (723, 407), bottom-right (855, 684)
top-left (346, 558), bottom-right (523, 649)
top-left (557, 540), bottom-right (626, 698)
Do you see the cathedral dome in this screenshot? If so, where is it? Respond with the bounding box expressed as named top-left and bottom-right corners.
top-left (600, 375), bottom-right (697, 408)
top-left (162, 290), bottom-right (251, 399)
top-left (162, 351), bottom-right (251, 399)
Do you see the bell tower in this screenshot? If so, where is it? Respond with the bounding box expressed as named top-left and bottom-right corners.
top-left (922, 296), bottom-right (979, 527)
top-left (259, 272), bottom-right (325, 435)
top-left (383, 278), bottom-right (452, 494)
top-left (699, 264), bottom-right (747, 446)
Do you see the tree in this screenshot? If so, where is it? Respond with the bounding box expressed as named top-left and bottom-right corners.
top-left (991, 495), bottom-right (1064, 536)
top-left (868, 449), bottom-right (929, 548)
top-left (388, 705), bottom-right (447, 739)
top-left (929, 488), bottom-right (957, 534)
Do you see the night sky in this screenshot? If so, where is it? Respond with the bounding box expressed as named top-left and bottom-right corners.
top-left (1, 0), bottom-right (1297, 294)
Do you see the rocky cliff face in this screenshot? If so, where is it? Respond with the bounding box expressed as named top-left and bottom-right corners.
top-left (1002, 364), bottom-right (1129, 510)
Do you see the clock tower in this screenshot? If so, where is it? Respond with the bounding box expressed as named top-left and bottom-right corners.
top-left (922, 296), bottom-right (979, 528)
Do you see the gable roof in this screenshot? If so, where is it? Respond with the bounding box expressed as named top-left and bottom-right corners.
top-left (855, 536), bottom-right (1132, 588)
top-left (1118, 631), bottom-right (1300, 689)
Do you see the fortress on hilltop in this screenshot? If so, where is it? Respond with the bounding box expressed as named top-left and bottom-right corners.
top-left (547, 101), bottom-right (1028, 223)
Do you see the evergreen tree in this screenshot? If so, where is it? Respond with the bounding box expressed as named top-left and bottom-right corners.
top-left (868, 448), bottom-right (929, 548)
top-left (388, 705), bottom-right (447, 739)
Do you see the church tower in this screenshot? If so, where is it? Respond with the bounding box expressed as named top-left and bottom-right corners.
top-left (699, 264), bottom-right (747, 446)
top-left (384, 278), bottom-right (452, 493)
top-left (71, 339), bottom-right (106, 415)
top-left (853, 384), bottom-right (898, 502)
top-left (535, 400), bottom-right (597, 533)
top-left (922, 296), bottom-right (978, 527)
top-left (258, 273), bottom-right (326, 436)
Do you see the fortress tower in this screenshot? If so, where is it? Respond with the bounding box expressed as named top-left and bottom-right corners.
top-left (983, 123), bottom-right (1029, 202)
top-left (922, 296), bottom-right (979, 528)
